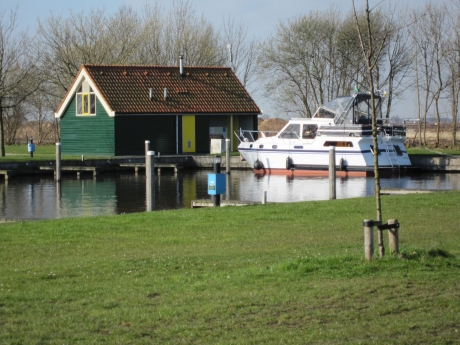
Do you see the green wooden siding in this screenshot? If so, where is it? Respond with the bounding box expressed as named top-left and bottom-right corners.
top-left (60, 97), bottom-right (115, 155)
top-left (114, 115), bottom-right (177, 155)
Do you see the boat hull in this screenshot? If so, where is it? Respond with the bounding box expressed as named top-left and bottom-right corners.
top-left (238, 133), bottom-right (412, 176)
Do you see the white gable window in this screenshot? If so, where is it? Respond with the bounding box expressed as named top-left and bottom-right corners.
top-left (76, 81), bottom-right (96, 116)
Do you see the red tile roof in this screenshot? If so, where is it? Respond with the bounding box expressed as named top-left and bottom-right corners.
top-left (60, 64), bottom-right (260, 115)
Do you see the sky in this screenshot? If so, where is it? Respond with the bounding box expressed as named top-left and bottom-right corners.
top-left (10, 0), bottom-right (429, 118)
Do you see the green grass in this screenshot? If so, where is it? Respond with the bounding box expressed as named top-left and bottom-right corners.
top-left (3, 144), bottom-right (460, 163)
top-left (1, 144), bottom-right (115, 162)
top-left (1, 145), bottom-right (242, 162)
top-left (407, 146), bottom-right (460, 156)
top-left (1, 192), bottom-right (460, 343)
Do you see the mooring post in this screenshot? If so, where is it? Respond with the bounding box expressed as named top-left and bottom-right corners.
top-left (145, 140), bottom-right (150, 161)
top-left (329, 146), bottom-right (336, 200)
top-left (213, 155), bottom-right (221, 207)
top-left (388, 219), bottom-right (399, 254)
top-left (226, 172), bottom-right (231, 200)
top-left (363, 219), bottom-right (374, 260)
top-left (225, 139), bottom-right (231, 174)
top-left (146, 150), bottom-right (155, 211)
top-left (55, 142), bottom-right (61, 182)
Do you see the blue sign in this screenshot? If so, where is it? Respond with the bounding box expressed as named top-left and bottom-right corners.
top-left (208, 173), bottom-right (226, 195)
top-left (28, 143), bottom-right (36, 152)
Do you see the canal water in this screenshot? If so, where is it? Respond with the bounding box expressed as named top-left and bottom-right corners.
top-left (1, 170), bottom-right (460, 220)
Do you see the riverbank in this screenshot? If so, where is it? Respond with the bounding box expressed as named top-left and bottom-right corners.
top-left (1, 192), bottom-right (459, 343)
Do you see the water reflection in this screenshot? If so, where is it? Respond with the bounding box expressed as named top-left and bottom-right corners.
top-left (1, 170), bottom-right (459, 220)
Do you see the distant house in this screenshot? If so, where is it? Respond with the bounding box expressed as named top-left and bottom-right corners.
top-left (55, 60), bottom-right (260, 156)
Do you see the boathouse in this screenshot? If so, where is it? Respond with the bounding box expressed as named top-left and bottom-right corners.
top-left (55, 60), bottom-right (260, 155)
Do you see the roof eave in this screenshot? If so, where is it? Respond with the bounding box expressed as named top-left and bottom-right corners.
top-left (55, 67), bottom-right (115, 119)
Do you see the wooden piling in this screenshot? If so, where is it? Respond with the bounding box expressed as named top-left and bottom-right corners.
top-left (329, 147), bottom-right (336, 200)
top-left (146, 150), bottom-right (155, 211)
top-left (226, 139), bottom-right (231, 174)
top-left (377, 227), bottom-right (385, 257)
top-left (363, 219), bottom-right (374, 260)
top-left (55, 143), bottom-right (61, 182)
top-left (388, 219), bottom-right (399, 254)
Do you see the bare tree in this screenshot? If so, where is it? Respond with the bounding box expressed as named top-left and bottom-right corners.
top-left (0, 7), bottom-right (40, 155)
top-left (445, 0), bottom-right (460, 146)
top-left (37, 6), bottom-right (145, 95)
top-left (352, 0), bottom-right (390, 231)
top-left (2, 102), bottom-right (26, 144)
top-left (378, 3), bottom-right (413, 119)
top-left (258, 8), bottom-right (350, 118)
top-left (412, 3), bottom-right (451, 146)
top-left (257, 5), bottom-right (397, 119)
top-left (222, 16), bottom-right (260, 92)
top-left (24, 89), bottom-right (55, 144)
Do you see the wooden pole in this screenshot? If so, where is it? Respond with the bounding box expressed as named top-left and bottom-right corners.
top-left (378, 227), bottom-right (385, 257)
top-left (363, 219), bottom-right (374, 260)
top-left (388, 219), bottom-right (399, 254)
top-left (225, 139), bottom-right (231, 174)
top-left (55, 142), bottom-right (61, 182)
top-left (146, 150), bottom-right (155, 211)
top-left (329, 146), bottom-right (336, 200)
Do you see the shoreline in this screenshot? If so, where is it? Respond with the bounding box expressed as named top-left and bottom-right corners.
top-left (1, 154), bottom-right (460, 180)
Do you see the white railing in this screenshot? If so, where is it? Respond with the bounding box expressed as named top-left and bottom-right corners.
top-left (234, 130), bottom-right (279, 143)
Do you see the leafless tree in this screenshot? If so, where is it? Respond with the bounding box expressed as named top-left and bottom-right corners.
top-left (257, 5), bottom-right (400, 119)
top-left (258, 8), bottom-right (350, 118)
top-left (352, 0), bottom-right (390, 232)
top-left (221, 17), bottom-right (260, 93)
top-left (412, 2), bottom-right (452, 146)
top-left (445, 0), bottom-right (460, 146)
top-left (24, 89), bottom-right (55, 144)
top-left (37, 6), bottom-right (145, 96)
top-left (0, 7), bottom-right (41, 155)
top-left (2, 102), bottom-right (26, 144)
top-left (378, 3), bottom-right (413, 119)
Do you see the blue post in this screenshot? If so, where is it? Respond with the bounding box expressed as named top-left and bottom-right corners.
top-left (28, 138), bottom-right (36, 158)
top-left (208, 155), bottom-right (226, 207)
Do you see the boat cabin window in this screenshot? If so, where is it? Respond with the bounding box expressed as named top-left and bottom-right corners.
top-left (279, 124), bottom-right (301, 139)
top-left (324, 141), bottom-right (353, 147)
top-left (302, 124), bottom-right (318, 139)
top-left (353, 96), bottom-right (382, 125)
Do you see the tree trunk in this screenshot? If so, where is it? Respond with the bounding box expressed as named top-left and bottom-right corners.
top-left (0, 106), bottom-right (5, 156)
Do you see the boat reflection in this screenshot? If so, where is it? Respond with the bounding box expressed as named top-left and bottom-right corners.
top-left (0, 170), bottom-right (459, 220)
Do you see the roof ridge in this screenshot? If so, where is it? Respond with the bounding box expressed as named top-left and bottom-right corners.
top-left (83, 64), bottom-right (232, 70)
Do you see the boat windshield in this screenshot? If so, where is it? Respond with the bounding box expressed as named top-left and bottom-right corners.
top-left (279, 124), bottom-right (301, 139)
top-left (314, 96), bottom-right (353, 120)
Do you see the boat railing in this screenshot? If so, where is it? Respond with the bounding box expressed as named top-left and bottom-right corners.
top-left (234, 130), bottom-right (278, 143)
top-left (380, 125), bottom-right (406, 138)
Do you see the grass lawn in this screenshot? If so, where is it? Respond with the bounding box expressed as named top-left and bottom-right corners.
top-left (406, 145), bottom-right (460, 156)
top-left (1, 144), bottom-right (114, 162)
top-left (2, 144), bottom-right (460, 163)
top-left (1, 144), bottom-right (242, 162)
top-left (1, 192), bottom-right (460, 344)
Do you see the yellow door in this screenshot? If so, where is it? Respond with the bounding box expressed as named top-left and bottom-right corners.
top-left (182, 115), bottom-right (196, 153)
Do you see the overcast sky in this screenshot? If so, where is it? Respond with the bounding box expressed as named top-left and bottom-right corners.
top-left (11, 0), bottom-right (429, 118)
